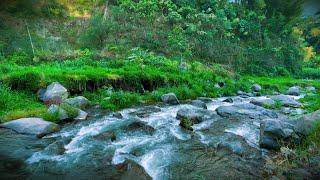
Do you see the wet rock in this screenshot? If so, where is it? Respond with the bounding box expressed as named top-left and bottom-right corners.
top-left (253, 92), bottom-right (261, 97)
top-left (74, 109), bottom-right (88, 121)
top-left (125, 121), bottom-right (155, 135)
top-left (116, 160), bottom-right (152, 180)
top-left (43, 82), bottom-right (68, 105)
top-left (177, 107), bottom-right (216, 124)
top-left (177, 107), bottom-right (217, 130)
top-left (286, 86), bottom-right (300, 96)
top-left (64, 96), bottom-right (90, 109)
top-left (217, 141), bottom-right (245, 156)
top-left (251, 84), bottom-right (262, 92)
top-left (250, 98), bottom-right (275, 107)
top-left (43, 141), bottom-right (66, 155)
top-left (197, 97), bottom-right (212, 103)
top-left (259, 119), bottom-right (294, 150)
top-left (270, 95), bottom-right (301, 108)
top-left (48, 104), bottom-right (69, 121)
top-left (93, 131), bottom-right (116, 142)
top-left (292, 110), bottom-right (320, 136)
top-left (129, 106), bottom-right (161, 118)
top-left (216, 103), bottom-right (277, 119)
top-left (191, 100), bottom-right (207, 109)
top-left (281, 108), bottom-right (304, 116)
top-left (222, 97), bottom-right (233, 103)
top-left (161, 93), bottom-right (179, 105)
top-left (112, 112), bottom-right (123, 119)
top-left (0, 118), bottom-right (59, 138)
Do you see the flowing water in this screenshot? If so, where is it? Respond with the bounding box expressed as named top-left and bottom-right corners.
top-left (0, 96), bottom-right (299, 180)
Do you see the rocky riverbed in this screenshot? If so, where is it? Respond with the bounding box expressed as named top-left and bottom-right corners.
top-left (0, 91), bottom-right (319, 179)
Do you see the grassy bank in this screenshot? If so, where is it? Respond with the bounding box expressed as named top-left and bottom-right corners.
top-left (0, 52), bottom-right (319, 123)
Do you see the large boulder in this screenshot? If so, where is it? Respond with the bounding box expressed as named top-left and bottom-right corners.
top-left (270, 95), bottom-right (301, 108)
top-left (191, 100), bottom-right (207, 109)
top-left (222, 97), bottom-right (233, 103)
top-left (0, 118), bottom-right (59, 137)
top-left (286, 86), bottom-right (300, 96)
top-left (216, 103), bottom-right (277, 119)
top-left (64, 96), bottom-right (90, 109)
top-left (259, 119), bottom-right (294, 150)
top-left (161, 93), bottom-right (179, 105)
top-left (47, 104), bottom-right (87, 121)
top-left (250, 98), bottom-right (276, 107)
top-left (292, 110), bottom-right (320, 136)
top-left (43, 82), bottom-right (68, 105)
top-left (251, 84), bottom-right (262, 92)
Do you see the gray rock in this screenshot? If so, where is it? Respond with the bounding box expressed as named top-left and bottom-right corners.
top-left (64, 96), bottom-right (90, 109)
top-left (306, 86), bottom-right (316, 92)
top-left (112, 112), bottom-right (123, 119)
top-left (251, 84), bottom-right (262, 92)
top-left (37, 88), bottom-right (46, 101)
top-left (197, 97), bottom-right (212, 103)
top-left (259, 119), bottom-right (294, 149)
top-left (124, 121), bottom-right (155, 135)
top-left (250, 98), bottom-right (275, 107)
top-left (129, 106), bottom-right (161, 118)
top-left (0, 118), bottom-right (59, 137)
top-left (161, 93), bottom-right (179, 105)
top-left (237, 91), bottom-right (253, 98)
top-left (222, 97), bottom-right (233, 103)
top-left (43, 82), bottom-right (68, 105)
top-left (93, 131), bottom-right (116, 142)
top-left (117, 160), bottom-right (152, 180)
top-left (286, 86), bottom-right (300, 96)
top-left (74, 109), bottom-right (88, 121)
top-left (43, 141), bottom-right (66, 155)
top-left (177, 106), bottom-right (216, 124)
top-left (48, 104), bottom-right (69, 120)
top-left (292, 110), bottom-right (320, 136)
top-left (216, 103), bottom-right (277, 119)
top-left (285, 168), bottom-right (312, 180)
top-left (217, 141), bottom-right (245, 155)
top-left (270, 95), bottom-right (301, 108)
top-left (191, 100), bottom-right (207, 109)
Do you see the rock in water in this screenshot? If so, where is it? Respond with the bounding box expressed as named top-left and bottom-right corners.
top-left (0, 118), bottom-right (59, 138)
top-left (216, 103), bottom-right (277, 119)
top-left (75, 109), bottom-right (88, 121)
top-left (161, 93), bottom-right (179, 105)
top-left (191, 100), bottom-right (207, 109)
top-left (177, 106), bottom-right (218, 130)
top-left (251, 84), bottom-right (262, 92)
top-left (286, 86), bottom-right (300, 96)
top-left (222, 97), bottom-right (233, 103)
top-left (64, 96), bottom-right (90, 109)
top-left (117, 160), bottom-right (152, 180)
top-left (250, 98), bottom-right (276, 107)
top-left (43, 82), bottom-right (68, 105)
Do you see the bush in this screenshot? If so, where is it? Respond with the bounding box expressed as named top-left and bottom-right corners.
top-left (101, 91), bottom-right (140, 110)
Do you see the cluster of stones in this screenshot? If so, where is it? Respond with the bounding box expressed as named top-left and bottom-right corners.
top-left (1, 82), bottom-right (90, 137)
top-left (161, 84), bottom-right (318, 151)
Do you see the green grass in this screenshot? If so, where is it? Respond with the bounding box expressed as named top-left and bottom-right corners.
top-left (1, 53), bottom-right (319, 122)
top-left (300, 94), bottom-right (320, 112)
top-left (0, 85), bottom-right (56, 123)
top-left (241, 76), bottom-right (320, 95)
